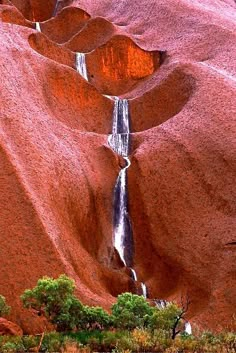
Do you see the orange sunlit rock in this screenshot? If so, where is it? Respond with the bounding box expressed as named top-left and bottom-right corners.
top-left (9, 0), bottom-right (56, 21)
top-left (86, 35), bottom-right (160, 95)
top-left (64, 17), bottom-right (116, 53)
top-left (40, 7), bottom-right (90, 44)
top-left (0, 5), bottom-right (33, 28)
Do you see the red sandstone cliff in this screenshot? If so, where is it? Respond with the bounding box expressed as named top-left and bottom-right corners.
top-left (0, 0), bottom-right (235, 333)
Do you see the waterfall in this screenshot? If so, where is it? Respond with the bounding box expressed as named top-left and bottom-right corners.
top-left (110, 99), bottom-right (133, 267)
top-left (184, 322), bottom-right (192, 335)
top-left (113, 156), bottom-right (133, 267)
top-left (130, 268), bottom-right (137, 281)
top-left (108, 98), bottom-right (130, 157)
top-left (35, 22), bottom-right (41, 32)
top-left (75, 53), bottom-right (88, 81)
top-left (141, 283), bottom-right (148, 298)
top-left (109, 98), bottom-right (149, 296)
top-left (154, 299), bottom-right (167, 308)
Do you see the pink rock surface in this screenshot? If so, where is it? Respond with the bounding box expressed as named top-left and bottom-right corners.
top-left (0, 0), bottom-right (235, 333)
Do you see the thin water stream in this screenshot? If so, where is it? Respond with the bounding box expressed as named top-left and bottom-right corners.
top-left (75, 53), bottom-right (88, 81)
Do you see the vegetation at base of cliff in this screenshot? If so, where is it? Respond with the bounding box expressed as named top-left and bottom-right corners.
top-left (0, 275), bottom-right (235, 352)
top-left (0, 330), bottom-right (235, 353)
top-left (20, 275), bottom-right (188, 336)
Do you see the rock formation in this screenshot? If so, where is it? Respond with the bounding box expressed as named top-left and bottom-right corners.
top-left (0, 0), bottom-right (235, 333)
top-left (0, 318), bottom-right (23, 336)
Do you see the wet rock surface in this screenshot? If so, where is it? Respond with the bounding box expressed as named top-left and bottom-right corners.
top-left (0, 0), bottom-right (235, 333)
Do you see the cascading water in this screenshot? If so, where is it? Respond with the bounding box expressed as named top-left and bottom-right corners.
top-left (109, 98), bottom-right (133, 267)
top-left (108, 98), bottom-right (130, 157)
top-left (75, 53), bottom-right (88, 81)
top-left (35, 22), bottom-right (41, 32)
top-left (109, 98), bottom-right (148, 297)
top-left (141, 283), bottom-right (148, 298)
top-left (154, 299), bottom-right (168, 309)
top-left (130, 268), bottom-right (138, 281)
top-left (184, 322), bottom-right (192, 335)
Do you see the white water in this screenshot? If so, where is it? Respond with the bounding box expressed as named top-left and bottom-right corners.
top-left (35, 22), bottom-right (41, 32)
top-left (112, 98), bottom-right (130, 135)
top-left (109, 98), bottom-right (149, 297)
top-left (108, 98), bottom-right (130, 157)
top-left (154, 299), bottom-right (167, 309)
top-left (113, 158), bottom-right (131, 266)
top-left (108, 133), bottom-right (129, 157)
top-left (185, 322), bottom-right (192, 335)
top-left (141, 283), bottom-right (147, 298)
top-left (75, 53), bottom-right (88, 81)
top-left (110, 98), bottom-right (132, 268)
top-left (130, 268), bottom-right (138, 281)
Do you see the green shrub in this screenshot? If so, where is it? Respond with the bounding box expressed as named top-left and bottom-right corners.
top-left (101, 331), bottom-right (118, 351)
top-left (152, 329), bottom-right (172, 351)
top-left (84, 306), bottom-right (113, 330)
top-left (22, 335), bottom-right (39, 350)
top-left (1, 339), bottom-right (24, 353)
top-left (115, 332), bottom-right (137, 352)
top-left (112, 293), bottom-right (153, 330)
top-left (41, 332), bottom-right (64, 352)
top-left (149, 302), bottom-right (183, 338)
top-left (21, 274), bottom-right (85, 332)
top-left (0, 295), bottom-right (10, 317)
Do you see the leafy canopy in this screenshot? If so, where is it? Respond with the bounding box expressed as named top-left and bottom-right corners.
top-left (21, 274), bottom-right (112, 332)
top-left (150, 302), bottom-right (183, 331)
top-left (21, 274), bottom-right (85, 331)
top-left (111, 292), bottom-right (153, 330)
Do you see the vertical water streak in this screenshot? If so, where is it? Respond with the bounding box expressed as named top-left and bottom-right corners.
top-left (110, 99), bottom-right (133, 267)
top-left (35, 22), bottom-right (41, 32)
top-left (154, 299), bottom-right (167, 308)
top-left (76, 53), bottom-right (88, 81)
top-left (113, 157), bottom-right (133, 267)
top-left (130, 268), bottom-right (138, 281)
top-left (108, 98), bottom-right (130, 157)
top-left (184, 322), bottom-right (192, 335)
top-left (141, 282), bottom-right (148, 298)
top-left (112, 98), bottom-right (130, 134)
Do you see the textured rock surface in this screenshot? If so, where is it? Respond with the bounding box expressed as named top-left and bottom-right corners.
top-left (0, 318), bottom-right (23, 336)
top-left (0, 0), bottom-right (235, 333)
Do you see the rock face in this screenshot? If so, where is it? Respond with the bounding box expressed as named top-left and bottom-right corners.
top-left (0, 0), bottom-right (235, 333)
top-left (0, 318), bottom-right (23, 336)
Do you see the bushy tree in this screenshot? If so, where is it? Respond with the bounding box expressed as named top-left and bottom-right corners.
top-left (112, 293), bottom-right (153, 330)
top-left (21, 274), bottom-right (85, 331)
top-left (150, 300), bottom-right (190, 339)
top-left (0, 295), bottom-right (10, 317)
top-left (150, 303), bottom-right (182, 330)
top-left (84, 306), bottom-right (113, 330)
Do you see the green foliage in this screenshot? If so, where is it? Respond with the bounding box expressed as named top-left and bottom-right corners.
top-left (1, 338), bottom-right (24, 353)
top-left (0, 295), bottom-right (10, 317)
top-left (21, 335), bottom-right (39, 351)
top-left (111, 293), bottom-right (153, 330)
top-left (41, 332), bottom-right (64, 352)
top-left (1, 342), bottom-right (18, 353)
top-left (0, 330), bottom-right (235, 353)
top-left (150, 302), bottom-right (182, 332)
top-left (21, 274), bottom-right (85, 331)
top-left (84, 306), bottom-right (113, 330)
